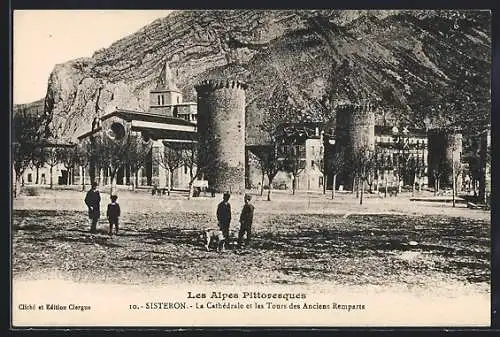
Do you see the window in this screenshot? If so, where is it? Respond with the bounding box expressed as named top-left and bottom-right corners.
top-left (298, 145), bottom-right (306, 158)
top-left (177, 96), bottom-right (180, 104)
top-left (184, 164), bottom-right (188, 175)
top-left (27, 173), bottom-right (32, 183)
top-left (109, 123), bottom-right (126, 140)
top-left (157, 95), bottom-right (161, 106)
top-left (319, 176), bottom-right (323, 187)
top-left (311, 160), bottom-right (315, 168)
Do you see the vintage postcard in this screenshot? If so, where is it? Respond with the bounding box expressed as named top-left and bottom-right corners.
top-left (11, 9), bottom-right (492, 327)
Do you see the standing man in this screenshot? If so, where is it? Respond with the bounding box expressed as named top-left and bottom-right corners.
top-left (238, 194), bottom-right (255, 248)
top-left (216, 192), bottom-right (231, 242)
top-left (85, 181), bottom-right (101, 233)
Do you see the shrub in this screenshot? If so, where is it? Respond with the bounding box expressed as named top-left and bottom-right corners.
top-left (22, 186), bottom-right (40, 196)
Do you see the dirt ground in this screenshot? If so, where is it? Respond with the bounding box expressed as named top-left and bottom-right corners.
top-left (11, 187), bottom-right (490, 294)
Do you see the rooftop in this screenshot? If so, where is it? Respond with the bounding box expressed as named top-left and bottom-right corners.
top-left (102, 109), bottom-right (196, 127)
top-left (154, 62), bottom-right (181, 93)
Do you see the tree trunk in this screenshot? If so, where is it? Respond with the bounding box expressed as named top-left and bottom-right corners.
top-left (135, 171), bottom-right (139, 188)
top-left (412, 173), bottom-right (416, 197)
top-left (360, 179), bottom-right (364, 205)
top-left (292, 175), bottom-right (296, 195)
top-left (384, 177), bottom-right (388, 198)
top-left (35, 167), bottom-right (39, 184)
top-left (130, 171), bottom-right (135, 191)
top-left (49, 166), bottom-right (53, 189)
top-left (82, 168), bottom-right (86, 191)
top-left (452, 176), bottom-right (456, 208)
top-left (332, 174), bottom-right (337, 199)
top-left (452, 150), bottom-right (455, 207)
top-left (260, 172), bottom-right (264, 196)
top-left (356, 177), bottom-right (360, 199)
top-left (323, 173), bottom-right (326, 195)
top-left (168, 169), bottom-right (173, 196)
top-left (14, 174), bottom-right (21, 198)
top-left (188, 181), bottom-right (194, 200)
top-left (110, 175), bottom-right (115, 196)
top-left (267, 178), bottom-right (273, 201)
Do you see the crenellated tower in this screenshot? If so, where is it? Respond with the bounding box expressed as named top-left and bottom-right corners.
top-left (334, 100), bottom-right (375, 190)
top-left (195, 79), bottom-right (248, 193)
top-left (427, 129), bottom-right (463, 189)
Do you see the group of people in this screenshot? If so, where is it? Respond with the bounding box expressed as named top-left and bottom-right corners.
top-left (84, 182), bottom-right (255, 248)
top-left (84, 181), bottom-right (120, 235)
top-left (216, 192), bottom-right (255, 248)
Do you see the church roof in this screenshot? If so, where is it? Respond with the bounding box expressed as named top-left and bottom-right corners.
top-left (102, 109), bottom-right (195, 126)
top-left (153, 61), bottom-right (181, 93)
top-left (77, 109), bottom-right (196, 140)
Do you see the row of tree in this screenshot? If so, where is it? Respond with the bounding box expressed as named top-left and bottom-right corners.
top-left (12, 106), bottom-right (219, 198)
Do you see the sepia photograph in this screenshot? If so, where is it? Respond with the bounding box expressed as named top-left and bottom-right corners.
top-left (11, 9), bottom-right (492, 327)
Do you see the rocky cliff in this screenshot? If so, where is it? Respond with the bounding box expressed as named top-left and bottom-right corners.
top-left (19, 10), bottom-right (491, 144)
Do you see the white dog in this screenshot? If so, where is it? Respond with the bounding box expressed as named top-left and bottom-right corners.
top-left (202, 228), bottom-right (226, 252)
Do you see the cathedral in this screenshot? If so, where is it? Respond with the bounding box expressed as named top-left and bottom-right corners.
top-left (76, 62), bottom-right (199, 190)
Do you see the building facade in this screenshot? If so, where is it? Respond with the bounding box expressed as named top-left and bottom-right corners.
top-left (76, 62), bottom-right (199, 190)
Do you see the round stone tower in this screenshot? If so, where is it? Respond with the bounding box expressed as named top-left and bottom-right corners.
top-left (427, 129), bottom-right (463, 189)
top-left (334, 101), bottom-right (375, 190)
top-left (195, 79), bottom-right (247, 194)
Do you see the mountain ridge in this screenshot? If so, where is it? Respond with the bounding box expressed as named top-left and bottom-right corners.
top-left (14, 9), bottom-right (491, 146)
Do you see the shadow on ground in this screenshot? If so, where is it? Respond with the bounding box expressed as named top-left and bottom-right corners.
top-left (12, 210), bottom-right (490, 285)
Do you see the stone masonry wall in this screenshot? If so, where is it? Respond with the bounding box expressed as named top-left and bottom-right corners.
top-left (427, 130), bottom-right (463, 189)
top-left (195, 79), bottom-right (247, 193)
top-left (334, 101), bottom-right (375, 190)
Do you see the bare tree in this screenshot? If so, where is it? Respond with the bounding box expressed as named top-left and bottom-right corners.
top-left (93, 132), bottom-right (135, 195)
top-left (56, 145), bottom-right (77, 185)
top-left (452, 160), bottom-right (463, 207)
top-left (125, 135), bottom-right (152, 191)
top-left (182, 136), bottom-right (222, 199)
top-left (44, 147), bottom-right (59, 189)
top-left (281, 144), bottom-right (306, 195)
top-left (75, 140), bottom-right (92, 191)
top-left (380, 152), bottom-right (394, 198)
top-left (320, 143), bottom-right (346, 199)
top-left (12, 108), bottom-right (45, 197)
top-left (251, 144), bottom-right (281, 201)
top-left (31, 146), bottom-right (47, 185)
top-left (352, 146), bottom-right (376, 205)
top-left (156, 142), bottom-right (185, 195)
top-left (432, 159), bottom-right (448, 196)
top-left (248, 151), bottom-right (265, 196)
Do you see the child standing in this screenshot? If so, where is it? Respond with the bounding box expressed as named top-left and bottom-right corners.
top-left (238, 194), bottom-right (255, 248)
top-left (106, 195), bottom-right (121, 236)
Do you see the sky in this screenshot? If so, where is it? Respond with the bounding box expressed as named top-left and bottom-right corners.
top-left (13, 10), bottom-right (174, 105)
